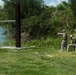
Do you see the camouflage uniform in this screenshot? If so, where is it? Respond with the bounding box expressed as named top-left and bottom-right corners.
top-left (58, 30), bottom-right (67, 51)
top-left (70, 35), bottom-right (74, 44)
top-left (67, 35), bottom-right (76, 51)
top-left (73, 29), bottom-right (76, 44)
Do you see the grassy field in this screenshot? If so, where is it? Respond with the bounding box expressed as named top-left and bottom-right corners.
top-left (0, 47), bottom-right (76, 75)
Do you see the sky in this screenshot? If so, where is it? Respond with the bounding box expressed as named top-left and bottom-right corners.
top-left (44, 0), bottom-right (68, 6)
top-left (0, 0), bottom-right (3, 6)
top-left (0, 0), bottom-right (68, 6)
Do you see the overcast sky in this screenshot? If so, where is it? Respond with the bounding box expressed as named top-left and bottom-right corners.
top-left (44, 0), bottom-right (68, 6)
top-left (0, 0), bottom-right (68, 6)
top-left (0, 0), bottom-right (3, 6)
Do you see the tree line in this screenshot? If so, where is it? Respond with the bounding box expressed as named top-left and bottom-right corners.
top-left (0, 0), bottom-right (76, 39)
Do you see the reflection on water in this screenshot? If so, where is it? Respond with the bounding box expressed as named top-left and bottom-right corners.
top-left (0, 27), bottom-right (7, 46)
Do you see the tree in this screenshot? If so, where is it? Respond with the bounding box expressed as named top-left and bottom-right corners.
top-left (0, 5), bottom-right (8, 27)
top-left (2, 0), bottom-right (44, 34)
top-left (69, 0), bottom-right (76, 17)
top-left (2, 0), bottom-right (44, 19)
top-left (69, 0), bottom-right (76, 28)
top-left (22, 6), bottom-right (56, 38)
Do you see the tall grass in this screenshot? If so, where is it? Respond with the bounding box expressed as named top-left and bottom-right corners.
top-left (22, 37), bottom-right (61, 50)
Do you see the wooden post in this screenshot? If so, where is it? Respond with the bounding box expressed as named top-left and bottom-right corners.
top-left (16, 3), bottom-right (21, 47)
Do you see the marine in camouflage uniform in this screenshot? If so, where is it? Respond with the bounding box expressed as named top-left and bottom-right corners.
top-left (58, 30), bottom-right (67, 51)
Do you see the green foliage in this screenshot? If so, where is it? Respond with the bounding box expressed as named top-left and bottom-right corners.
top-left (21, 1), bottom-right (75, 39)
top-left (0, 6), bottom-right (8, 26)
top-left (69, 0), bottom-right (76, 28)
top-left (1, 0), bottom-right (76, 39)
top-left (22, 6), bottom-right (56, 38)
top-left (3, 0), bottom-right (44, 19)
top-left (69, 0), bottom-right (76, 16)
top-left (2, 0), bottom-right (44, 34)
top-left (21, 37), bottom-right (61, 50)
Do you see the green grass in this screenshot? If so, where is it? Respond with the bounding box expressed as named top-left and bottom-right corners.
top-left (0, 48), bottom-right (76, 75)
